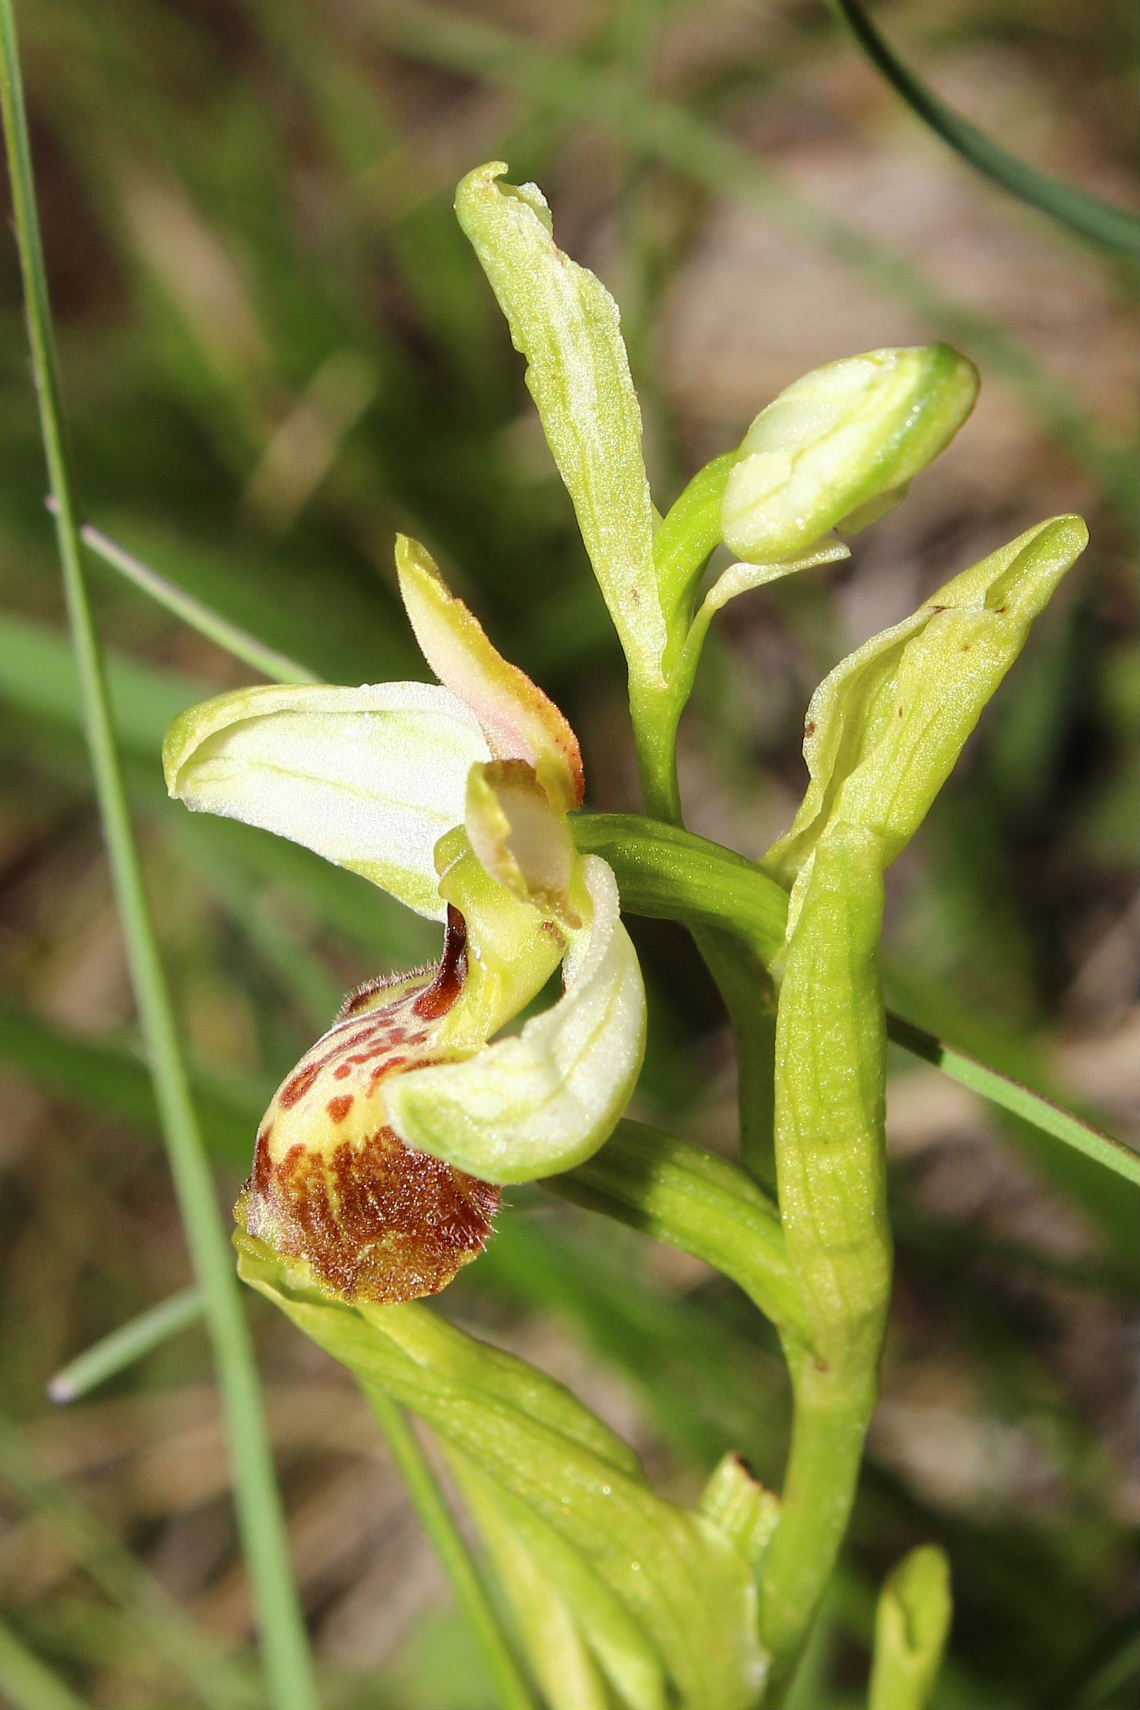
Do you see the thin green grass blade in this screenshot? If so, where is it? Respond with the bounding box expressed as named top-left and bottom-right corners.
top-left (365, 1391), bottom-right (539, 1710)
top-left (47, 1288), bottom-right (205, 1404)
top-left (0, 10), bottom-right (318, 1706)
top-left (0, 1619), bottom-right (85, 1710)
top-left (887, 1014), bottom-right (1140, 1186)
top-left (67, 514), bottom-right (321, 685)
top-left (827, 0), bottom-right (1138, 260)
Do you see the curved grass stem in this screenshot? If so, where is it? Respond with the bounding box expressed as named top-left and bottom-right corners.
top-left (827, 0), bottom-right (1138, 260)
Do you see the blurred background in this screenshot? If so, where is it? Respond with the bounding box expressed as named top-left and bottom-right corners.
top-left (0, 1), bottom-right (1136, 1705)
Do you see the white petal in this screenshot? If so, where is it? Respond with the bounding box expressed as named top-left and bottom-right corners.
top-left (163, 682), bottom-right (490, 919)
top-left (386, 857), bottom-right (646, 1181)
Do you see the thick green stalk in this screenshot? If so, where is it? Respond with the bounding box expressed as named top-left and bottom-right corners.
top-left (757, 1351), bottom-right (878, 1681)
top-left (0, 11), bottom-right (318, 1707)
top-left (758, 829), bottom-right (892, 1698)
top-left (631, 696), bottom-right (781, 1189)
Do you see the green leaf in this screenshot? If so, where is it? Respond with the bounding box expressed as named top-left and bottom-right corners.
top-left (867, 1545), bottom-right (952, 1710)
top-left (238, 1241), bottom-right (769, 1710)
top-left (450, 1453), bottom-right (667, 1710)
top-left (765, 515), bottom-right (1089, 885)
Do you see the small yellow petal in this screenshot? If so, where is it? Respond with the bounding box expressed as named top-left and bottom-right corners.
top-left (396, 534), bottom-right (583, 812)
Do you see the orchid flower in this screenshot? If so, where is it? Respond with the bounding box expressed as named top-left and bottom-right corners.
top-left (163, 535), bottom-right (646, 1305)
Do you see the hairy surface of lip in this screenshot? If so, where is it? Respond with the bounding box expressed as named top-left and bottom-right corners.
top-left (239, 911), bottom-right (499, 1304)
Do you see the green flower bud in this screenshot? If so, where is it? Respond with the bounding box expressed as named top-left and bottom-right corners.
top-left (722, 344), bottom-right (978, 563)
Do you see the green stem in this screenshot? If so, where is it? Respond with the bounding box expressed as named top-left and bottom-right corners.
top-left (0, 12), bottom-right (319, 1708)
top-left (549, 1118), bottom-right (809, 1338)
top-left (364, 1389), bottom-right (538, 1710)
top-left (758, 1353), bottom-right (879, 1702)
top-left (631, 697), bottom-right (780, 1186)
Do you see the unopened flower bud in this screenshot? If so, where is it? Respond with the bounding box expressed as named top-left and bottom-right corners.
top-left (722, 345), bottom-right (978, 563)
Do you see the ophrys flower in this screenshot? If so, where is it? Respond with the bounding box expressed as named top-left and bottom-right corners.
top-left (164, 537), bottom-right (645, 1303)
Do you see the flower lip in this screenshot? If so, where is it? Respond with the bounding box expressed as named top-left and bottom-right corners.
top-left (242, 907), bottom-right (499, 1305)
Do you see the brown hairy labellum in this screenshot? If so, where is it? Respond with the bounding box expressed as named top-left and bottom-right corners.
top-left (237, 910), bottom-right (499, 1304)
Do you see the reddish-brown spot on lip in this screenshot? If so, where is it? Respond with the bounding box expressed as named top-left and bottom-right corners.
top-left (280, 1062), bottom-right (322, 1108)
top-left (414, 907), bottom-right (468, 1019)
top-left (253, 1126), bottom-right (274, 1196)
top-left (327, 1095), bottom-right (354, 1123)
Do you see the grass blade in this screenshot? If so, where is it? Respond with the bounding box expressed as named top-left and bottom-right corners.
top-left (827, 0), bottom-right (1138, 260)
top-left (0, 1619), bottom-right (85, 1710)
top-left (64, 512), bottom-right (321, 686)
top-left (0, 8), bottom-right (319, 1706)
top-left (47, 1288), bottom-right (205, 1404)
top-left (365, 1391), bottom-right (538, 1710)
top-left (886, 1014), bottom-right (1140, 1186)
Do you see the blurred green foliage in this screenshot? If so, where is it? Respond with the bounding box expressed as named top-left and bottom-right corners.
top-left (0, 1), bottom-right (1136, 1706)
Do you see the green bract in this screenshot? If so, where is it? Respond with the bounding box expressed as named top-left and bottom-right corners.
top-left (721, 344), bottom-right (979, 564)
top-left (239, 1238), bottom-right (770, 1710)
top-left (455, 163), bottom-right (666, 695)
top-left (765, 514), bottom-right (1090, 890)
top-left (757, 513), bottom-right (1088, 1675)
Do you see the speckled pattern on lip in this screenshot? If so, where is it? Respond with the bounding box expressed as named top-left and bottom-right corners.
top-left (239, 909), bottom-right (499, 1304)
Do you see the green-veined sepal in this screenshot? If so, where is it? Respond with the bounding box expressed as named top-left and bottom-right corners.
top-left (162, 681), bottom-right (489, 919)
